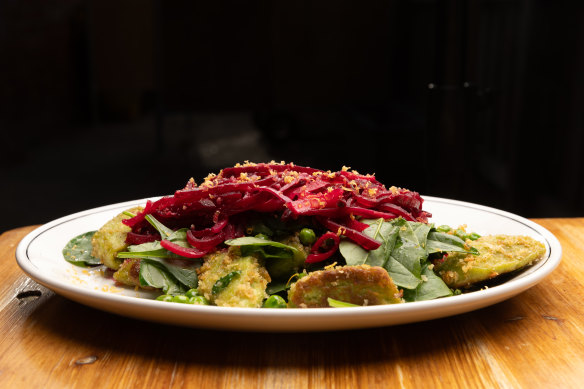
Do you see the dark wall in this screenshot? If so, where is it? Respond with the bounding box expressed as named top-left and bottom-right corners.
top-left (1, 0), bottom-right (583, 232)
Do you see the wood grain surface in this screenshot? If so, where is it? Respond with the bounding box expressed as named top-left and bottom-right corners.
top-left (1, 219), bottom-right (583, 389)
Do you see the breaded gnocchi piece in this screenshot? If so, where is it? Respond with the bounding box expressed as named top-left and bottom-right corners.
top-left (288, 265), bottom-right (402, 308)
top-left (91, 206), bottom-right (143, 270)
top-left (113, 258), bottom-right (142, 287)
top-left (434, 235), bottom-right (546, 288)
top-left (197, 249), bottom-right (271, 308)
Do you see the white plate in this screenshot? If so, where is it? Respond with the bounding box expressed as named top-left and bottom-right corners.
top-left (16, 196), bottom-right (562, 332)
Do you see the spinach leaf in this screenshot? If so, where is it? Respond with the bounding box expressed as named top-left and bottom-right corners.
top-left (412, 222), bottom-right (432, 251)
top-left (338, 218), bottom-right (426, 289)
top-left (139, 259), bottom-right (187, 295)
top-left (402, 264), bottom-right (453, 302)
top-left (338, 218), bottom-right (457, 294)
top-left (166, 228), bottom-right (189, 243)
top-left (142, 257), bottom-right (199, 289)
top-left (337, 218), bottom-right (480, 302)
top-left (118, 228), bottom-right (192, 260)
top-left (266, 281), bottom-right (290, 295)
top-left (135, 235), bottom-right (199, 292)
top-left (338, 241), bottom-right (368, 266)
top-left (145, 214), bottom-right (174, 239)
top-left (224, 237), bottom-right (300, 260)
top-left (339, 218), bottom-right (399, 267)
top-left (127, 241), bottom-right (162, 252)
top-left (62, 231), bottom-right (101, 267)
top-left (384, 256), bottom-right (423, 289)
top-left (427, 231), bottom-right (479, 255)
top-left (118, 247), bottom-right (184, 260)
top-left (143, 214), bottom-right (190, 245)
top-left (389, 218), bottom-right (426, 279)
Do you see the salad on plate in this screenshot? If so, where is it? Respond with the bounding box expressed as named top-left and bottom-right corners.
top-left (62, 162), bottom-right (545, 308)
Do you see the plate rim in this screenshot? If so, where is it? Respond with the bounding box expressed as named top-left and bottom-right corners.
top-left (15, 196), bottom-right (563, 332)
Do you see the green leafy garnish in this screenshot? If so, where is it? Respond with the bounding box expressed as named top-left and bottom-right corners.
top-left (117, 228), bottom-right (191, 260)
top-left (384, 256), bottom-right (423, 289)
top-left (118, 247), bottom-right (183, 260)
top-left (426, 231), bottom-right (479, 255)
top-left (339, 218), bottom-right (476, 302)
top-left (224, 236), bottom-right (302, 260)
top-left (139, 259), bottom-right (187, 295)
top-left (117, 216), bottom-right (199, 294)
top-left (389, 218), bottom-right (429, 280)
top-left (402, 264), bottom-right (453, 301)
top-left (143, 257), bottom-right (199, 289)
top-left (62, 231), bottom-right (101, 267)
top-left (266, 282), bottom-right (290, 295)
top-left (145, 214), bottom-right (175, 239)
top-left (212, 271), bottom-right (242, 295)
top-left (339, 218), bottom-right (399, 268)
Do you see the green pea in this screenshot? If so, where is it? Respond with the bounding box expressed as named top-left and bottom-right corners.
top-left (263, 295), bottom-right (287, 308)
top-left (299, 228), bottom-right (316, 245)
top-left (255, 233), bottom-right (270, 240)
top-left (188, 295), bottom-right (210, 305)
top-left (437, 225), bottom-right (451, 233)
top-left (172, 295), bottom-right (190, 304)
top-left (156, 294), bottom-right (173, 302)
top-left (185, 288), bottom-right (201, 298)
top-left (468, 232), bottom-right (481, 241)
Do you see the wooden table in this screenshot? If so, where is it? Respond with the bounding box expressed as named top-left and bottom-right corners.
top-left (1, 219), bottom-right (583, 388)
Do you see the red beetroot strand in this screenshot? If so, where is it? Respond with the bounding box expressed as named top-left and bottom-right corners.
top-left (305, 232), bottom-right (340, 263)
top-left (123, 162), bottom-right (429, 253)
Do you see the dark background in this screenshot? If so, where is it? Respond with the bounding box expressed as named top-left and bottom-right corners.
top-left (1, 0), bottom-right (583, 233)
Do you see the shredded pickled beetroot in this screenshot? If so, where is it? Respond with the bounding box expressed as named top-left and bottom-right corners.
top-left (343, 206), bottom-right (397, 220)
top-left (126, 231), bottom-right (159, 245)
top-left (160, 240), bottom-right (209, 258)
top-left (187, 230), bottom-right (225, 250)
top-left (305, 232), bottom-right (340, 263)
top-left (123, 162), bottom-right (430, 258)
top-left (188, 217), bottom-right (228, 238)
top-left (343, 218), bottom-right (369, 232)
top-left (317, 218), bottom-right (380, 251)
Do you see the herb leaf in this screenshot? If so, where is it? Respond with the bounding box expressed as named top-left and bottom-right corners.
top-left (142, 257), bottom-right (199, 289)
top-left (384, 256), bottom-right (423, 289)
top-left (266, 282), bottom-right (290, 295)
top-left (340, 218), bottom-right (399, 267)
top-left (62, 231), bottom-right (101, 267)
top-left (166, 228), bottom-right (189, 242)
top-left (139, 259), bottom-right (187, 295)
top-left (390, 218), bottom-right (427, 278)
top-left (402, 264), bottom-right (453, 301)
top-left (427, 231), bottom-right (479, 255)
top-left (224, 237), bottom-right (300, 260)
top-left (127, 241), bottom-right (162, 252)
top-left (338, 218), bottom-right (462, 301)
top-left (145, 215), bottom-right (174, 239)
top-left (118, 228), bottom-right (193, 260)
top-left (212, 271), bottom-right (241, 295)
top-left (118, 247), bottom-right (184, 260)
